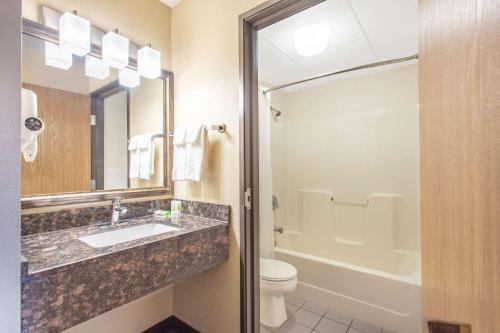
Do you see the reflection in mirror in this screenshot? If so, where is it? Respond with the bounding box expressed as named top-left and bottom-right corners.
top-left (21, 33), bottom-right (166, 196)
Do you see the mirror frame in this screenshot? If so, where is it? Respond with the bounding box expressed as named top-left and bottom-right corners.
top-left (21, 18), bottom-right (174, 209)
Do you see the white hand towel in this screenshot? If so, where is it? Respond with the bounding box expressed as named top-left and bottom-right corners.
top-left (185, 126), bottom-right (201, 144)
top-left (138, 134), bottom-right (154, 180)
top-left (172, 128), bottom-right (188, 181)
top-left (172, 125), bottom-right (207, 182)
top-left (128, 136), bottom-right (140, 179)
top-left (173, 128), bottom-right (187, 146)
top-left (129, 134), bottom-right (155, 180)
top-left (172, 144), bottom-right (187, 181)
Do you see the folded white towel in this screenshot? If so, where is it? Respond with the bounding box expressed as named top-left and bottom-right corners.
top-left (185, 126), bottom-right (201, 144)
top-left (129, 134), bottom-right (155, 180)
top-left (138, 134), bottom-right (154, 180)
top-left (128, 139), bottom-right (138, 150)
top-left (136, 136), bottom-right (150, 150)
top-left (172, 125), bottom-right (207, 182)
top-left (128, 136), bottom-right (141, 179)
top-left (173, 128), bottom-right (187, 146)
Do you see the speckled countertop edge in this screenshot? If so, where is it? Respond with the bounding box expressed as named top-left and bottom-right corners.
top-left (21, 214), bottom-right (229, 276)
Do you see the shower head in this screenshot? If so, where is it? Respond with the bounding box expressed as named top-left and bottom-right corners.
top-left (271, 106), bottom-right (282, 119)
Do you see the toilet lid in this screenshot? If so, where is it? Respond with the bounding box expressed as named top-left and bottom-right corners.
top-left (260, 258), bottom-right (297, 281)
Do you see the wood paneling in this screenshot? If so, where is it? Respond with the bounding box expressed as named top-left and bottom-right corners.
top-left (22, 83), bottom-right (91, 195)
top-left (420, 0), bottom-right (500, 332)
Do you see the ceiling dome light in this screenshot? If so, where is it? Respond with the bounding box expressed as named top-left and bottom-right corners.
top-left (294, 24), bottom-right (330, 57)
top-left (59, 11), bottom-right (91, 56)
top-left (102, 30), bottom-right (129, 69)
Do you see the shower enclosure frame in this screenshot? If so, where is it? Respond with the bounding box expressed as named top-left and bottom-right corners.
top-left (238, 1), bottom-right (325, 332)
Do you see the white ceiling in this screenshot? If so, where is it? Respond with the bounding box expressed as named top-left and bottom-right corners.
top-left (159, 0), bottom-right (183, 8)
top-left (258, 0), bottom-right (418, 89)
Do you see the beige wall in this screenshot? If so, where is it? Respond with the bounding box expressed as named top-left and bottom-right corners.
top-left (64, 287), bottom-right (173, 333)
top-left (21, 1), bottom-right (174, 330)
top-left (170, 0), bottom-right (265, 332)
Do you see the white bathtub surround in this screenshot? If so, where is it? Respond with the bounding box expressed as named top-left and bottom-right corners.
top-left (267, 66), bottom-right (420, 332)
top-left (272, 65), bottom-right (420, 253)
top-left (259, 86), bottom-right (274, 258)
top-left (282, 191), bottom-right (407, 273)
top-left (275, 248), bottom-right (420, 333)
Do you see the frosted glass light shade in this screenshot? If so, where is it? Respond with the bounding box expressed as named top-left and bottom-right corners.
top-left (138, 46), bottom-right (161, 79)
top-left (102, 31), bottom-right (129, 69)
top-left (45, 41), bottom-right (72, 70)
top-left (59, 12), bottom-right (91, 56)
top-left (119, 68), bottom-right (140, 88)
top-left (85, 55), bottom-right (110, 80)
top-left (294, 24), bottom-right (330, 57)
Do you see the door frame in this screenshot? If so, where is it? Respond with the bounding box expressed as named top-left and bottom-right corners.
top-left (238, 1), bottom-right (325, 332)
top-left (90, 81), bottom-right (130, 191)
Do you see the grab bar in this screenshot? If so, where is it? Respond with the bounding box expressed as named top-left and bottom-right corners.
top-left (331, 197), bottom-right (369, 207)
top-left (273, 226), bottom-right (283, 234)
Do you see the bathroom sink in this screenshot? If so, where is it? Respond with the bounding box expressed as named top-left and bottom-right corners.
top-left (78, 224), bottom-right (179, 248)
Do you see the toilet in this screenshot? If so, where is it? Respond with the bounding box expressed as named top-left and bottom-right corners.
top-left (260, 258), bottom-right (298, 328)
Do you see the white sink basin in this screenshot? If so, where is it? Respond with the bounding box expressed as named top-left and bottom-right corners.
top-left (78, 223), bottom-right (179, 248)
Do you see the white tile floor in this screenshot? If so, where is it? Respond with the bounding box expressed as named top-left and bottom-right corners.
top-left (261, 295), bottom-right (397, 333)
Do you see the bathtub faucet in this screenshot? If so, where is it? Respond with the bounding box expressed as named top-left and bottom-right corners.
top-left (272, 195), bottom-right (279, 209)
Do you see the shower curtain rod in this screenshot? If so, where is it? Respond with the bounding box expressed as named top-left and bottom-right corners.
top-left (263, 54), bottom-right (419, 94)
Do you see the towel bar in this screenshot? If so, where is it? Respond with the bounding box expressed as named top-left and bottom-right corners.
top-left (153, 124), bottom-right (226, 138)
top-left (331, 197), bottom-right (369, 207)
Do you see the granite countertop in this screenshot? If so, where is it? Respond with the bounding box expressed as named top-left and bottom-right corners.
top-left (21, 214), bottom-right (228, 276)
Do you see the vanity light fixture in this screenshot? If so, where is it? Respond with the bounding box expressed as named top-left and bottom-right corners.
top-left (294, 24), bottom-right (330, 57)
top-left (85, 55), bottom-right (110, 80)
top-left (138, 44), bottom-right (161, 79)
top-left (45, 41), bottom-right (72, 70)
top-left (59, 11), bottom-right (91, 56)
top-left (119, 67), bottom-right (140, 88)
top-left (102, 29), bottom-right (129, 69)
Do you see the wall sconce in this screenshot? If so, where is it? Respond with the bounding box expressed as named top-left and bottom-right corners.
top-left (45, 41), bottom-right (72, 70)
top-left (59, 11), bottom-right (91, 56)
top-left (119, 67), bottom-right (140, 88)
top-left (85, 55), bottom-right (109, 80)
top-left (138, 45), bottom-right (161, 79)
top-left (102, 30), bottom-right (129, 69)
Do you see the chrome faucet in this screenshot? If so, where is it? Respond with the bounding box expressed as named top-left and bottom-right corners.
top-left (111, 197), bottom-right (128, 225)
top-left (272, 195), bottom-right (279, 209)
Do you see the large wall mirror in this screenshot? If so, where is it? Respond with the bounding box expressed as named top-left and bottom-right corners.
top-left (21, 18), bottom-right (173, 208)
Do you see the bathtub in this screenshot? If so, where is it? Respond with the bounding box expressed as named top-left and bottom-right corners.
top-left (274, 247), bottom-right (421, 333)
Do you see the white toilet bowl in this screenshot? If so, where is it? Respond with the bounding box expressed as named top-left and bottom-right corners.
top-left (260, 258), bottom-right (298, 328)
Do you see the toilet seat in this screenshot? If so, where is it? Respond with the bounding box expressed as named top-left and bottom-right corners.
top-left (260, 258), bottom-right (297, 282)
